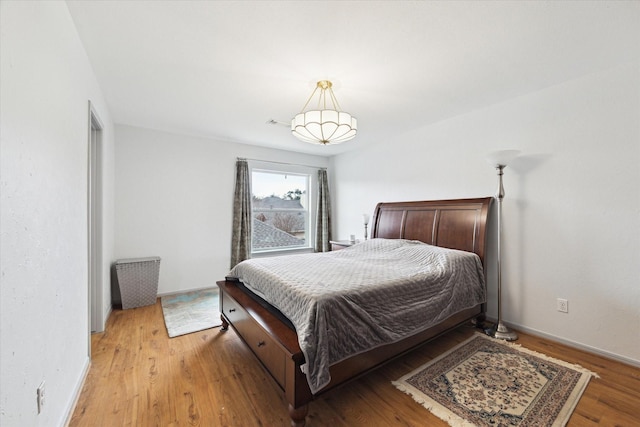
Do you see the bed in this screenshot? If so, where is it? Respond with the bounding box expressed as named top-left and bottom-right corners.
top-left (217, 197), bottom-right (493, 426)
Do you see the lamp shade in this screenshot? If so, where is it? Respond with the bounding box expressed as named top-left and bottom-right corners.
top-left (486, 150), bottom-right (521, 167)
top-left (291, 80), bottom-right (357, 145)
top-left (292, 110), bottom-right (357, 145)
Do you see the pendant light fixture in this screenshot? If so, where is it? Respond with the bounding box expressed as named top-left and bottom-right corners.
top-left (291, 80), bottom-right (357, 145)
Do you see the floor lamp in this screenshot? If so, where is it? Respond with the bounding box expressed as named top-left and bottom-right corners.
top-left (486, 150), bottom-right (520, 341)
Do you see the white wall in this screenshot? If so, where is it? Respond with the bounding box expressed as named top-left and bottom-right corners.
top-left (0, 2), bottom-right (115, 426)
top-left (114, 125), bottom-right (330, 295)
top-left (332, 62), bottom-right (640, 366)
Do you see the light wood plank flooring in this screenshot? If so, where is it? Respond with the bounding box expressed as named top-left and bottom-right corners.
top-left (69, 300), bottom-right (640, 426)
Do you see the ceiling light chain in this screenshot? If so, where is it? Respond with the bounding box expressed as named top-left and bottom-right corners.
top-left (299, 84), bottom-right (321, 112)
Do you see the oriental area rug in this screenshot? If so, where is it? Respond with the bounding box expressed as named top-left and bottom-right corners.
top-left (393, 334), bottom-right (598, 427)
top-left (161, 288), bottom-right (221, 337)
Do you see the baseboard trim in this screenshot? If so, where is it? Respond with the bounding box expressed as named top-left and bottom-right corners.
top-left (62, 357), bottom-right (91, 427)
top-left (486, 317), bottom-right (640, 368)
top-left (157, 285), bottom-right (218, 298)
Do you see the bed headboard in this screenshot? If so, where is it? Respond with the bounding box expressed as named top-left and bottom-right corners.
top-left (371, 197), bottom-right (493, 265)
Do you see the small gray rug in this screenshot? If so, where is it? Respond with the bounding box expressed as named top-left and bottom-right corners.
top-left (161, 288), bottom-right (222, 337)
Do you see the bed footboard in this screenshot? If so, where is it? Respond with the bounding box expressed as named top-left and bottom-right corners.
top-left (217, 280), bottom-right (312, 426)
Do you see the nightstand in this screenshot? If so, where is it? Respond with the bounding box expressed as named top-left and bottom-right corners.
top-left (330, 240), bottom-right (356, 251)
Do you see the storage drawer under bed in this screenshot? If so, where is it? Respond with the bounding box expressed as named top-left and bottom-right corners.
top-left (221, 291), bottom-right (286, 388)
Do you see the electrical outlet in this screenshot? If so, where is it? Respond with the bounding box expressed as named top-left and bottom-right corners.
top-left (37, 381), bottom-right (45, 414)
top-left (557, 298), bottom-right (568, 313)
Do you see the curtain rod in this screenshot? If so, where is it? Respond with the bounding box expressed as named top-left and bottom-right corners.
top-left (237, 157), bottom-right (327, 170)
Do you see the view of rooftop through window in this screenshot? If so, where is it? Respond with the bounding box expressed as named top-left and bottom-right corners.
top-left (251, 170), bottom-right (309, 252)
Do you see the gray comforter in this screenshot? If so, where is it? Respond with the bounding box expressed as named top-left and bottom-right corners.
top-left (227, 238), bottom-right (486, 394)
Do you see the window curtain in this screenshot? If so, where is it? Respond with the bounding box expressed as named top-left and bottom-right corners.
top-left (230, 159), bottom-right (252, 268)
top-left (315, 169), bottom-right (332, 252)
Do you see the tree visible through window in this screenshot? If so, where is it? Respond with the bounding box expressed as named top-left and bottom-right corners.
top-left (251, 170), bottom-right (309, 252)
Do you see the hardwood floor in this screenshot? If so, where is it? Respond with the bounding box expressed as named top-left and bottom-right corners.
top-left (69, 300), bottom-right (640, 426)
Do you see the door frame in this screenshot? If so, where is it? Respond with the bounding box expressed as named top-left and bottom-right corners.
top-left (87, 100), bottom-right (104, 355)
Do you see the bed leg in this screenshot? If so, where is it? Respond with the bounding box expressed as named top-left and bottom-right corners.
top-left (288, 403), bottom-right (308, 427)
top-left (472, 313), bottom-right (486, 329)
top-left (220, 315), bottom-right (229, 331)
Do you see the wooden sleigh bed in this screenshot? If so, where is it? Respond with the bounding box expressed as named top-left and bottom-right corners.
top-left (217, 197), bottom-right (493, 426)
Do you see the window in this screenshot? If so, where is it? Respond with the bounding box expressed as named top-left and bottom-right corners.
top-left (250, 162), bottom-right (316, 254)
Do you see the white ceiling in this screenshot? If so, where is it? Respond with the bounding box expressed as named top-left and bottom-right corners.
top-left (66, 1), bottom-right (639, 156)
